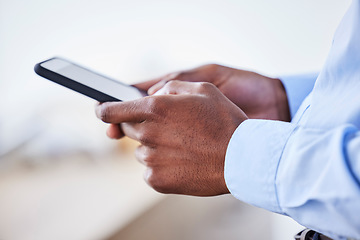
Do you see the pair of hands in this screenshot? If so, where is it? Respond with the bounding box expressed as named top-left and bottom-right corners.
top-left (95, 64), bottom-right (290, 196)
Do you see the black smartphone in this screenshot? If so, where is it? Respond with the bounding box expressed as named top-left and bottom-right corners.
top-left (34, 57), bottom-right (146, 102)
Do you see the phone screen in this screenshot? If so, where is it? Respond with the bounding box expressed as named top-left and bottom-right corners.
top-left (40, 58), bottom-right (144, 101)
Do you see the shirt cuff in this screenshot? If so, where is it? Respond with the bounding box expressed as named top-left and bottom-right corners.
top-left (280, 73), bottom-right (318, 119)
top-left (224, 119), bottom-right (296, 213)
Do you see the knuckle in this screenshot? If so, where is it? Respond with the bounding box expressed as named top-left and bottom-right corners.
top-left (144, 96), bottom-right (168, 117)
top-left (205, 63), bottom-right (219, 70)
top-left (136, 129), bottom-right (156, 145)
top-left (144, 169), bottom-right (172, 194)
top-left (136, 131), bottom-right (148, 145)
top-left (198, 63), bottom-right (219, 73)
top-left (135, 146), bottom-right (156, 166)
top-left (164, 80), bottom-right (179, 89)
top-left (144, 97), bottom-right (159, 114)
top-left (161, 80), bottom-right (181, 95)
top-left (173, 72), bottom-right (185, 79)
top-left (145, 96), bottom-right (159, 109)
top-left (198, 82), bottom-right (215, 92)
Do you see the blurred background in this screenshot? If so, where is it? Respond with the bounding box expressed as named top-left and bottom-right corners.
top-left (0, 0), bottom-right (352, 239)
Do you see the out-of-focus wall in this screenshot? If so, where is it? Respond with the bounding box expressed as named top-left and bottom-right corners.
top-left (0, 0), bottom-right (351, 156)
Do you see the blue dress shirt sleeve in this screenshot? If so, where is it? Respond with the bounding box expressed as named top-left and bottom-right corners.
top-left (225, 119), bottom-right (296, 214)
top-left (225, 120), bottom-right (360, 239)
top-left (280, 73), bottom-right (318, 119)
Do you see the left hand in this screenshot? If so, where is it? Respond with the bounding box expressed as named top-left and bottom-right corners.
top-left (96, 81), bottom-right (248, 196)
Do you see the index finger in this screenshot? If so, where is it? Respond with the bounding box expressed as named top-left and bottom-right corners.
top-left (95, 98), bottom-right (151, 123)
top-left (132, 72), bottom-right (181, 92)
top-left (132, 79), bottom-right (161, 92)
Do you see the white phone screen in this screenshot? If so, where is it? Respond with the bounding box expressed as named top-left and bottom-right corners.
top-left (41, 58), bottom-right (143, 101)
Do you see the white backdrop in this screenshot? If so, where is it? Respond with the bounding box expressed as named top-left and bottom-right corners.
top-left (0, 0), bottom-right (351, 155)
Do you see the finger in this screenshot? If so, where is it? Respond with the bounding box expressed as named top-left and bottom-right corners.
top-left (121, 122), bottom-right (158, 146)
top-left (137, 64), bottom-right (214, 94)
top-left (132, 79), bottom-right (161, 92)
top-left (154, 80), bottom-right (214, 96)
top-left (135, 144), bottom-right (156, 166)
top-left (135, 145), bottom-right (176, 170)
top-left (106, 124), bottom-right (124, 139)
top-left (95, 98), bottom-right (150, 123)
top-left (120, 122), bottom-right (139, 141)
top-left (148, 80), bottom-right (168, 95)
top-left (148, 72), bottom-right (193, 95)
top-left (132, 72), bottom-right (180, 92)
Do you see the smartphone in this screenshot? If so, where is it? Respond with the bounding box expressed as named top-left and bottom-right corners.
top-left (34, 57), bottom-right (146, 102)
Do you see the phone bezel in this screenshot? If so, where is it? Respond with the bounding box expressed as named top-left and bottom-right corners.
top-left (34, 57), bottom-right (144, 102)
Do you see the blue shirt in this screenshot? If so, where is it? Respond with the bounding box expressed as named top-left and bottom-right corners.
top-left (224, 1), bottom-right (360, 239)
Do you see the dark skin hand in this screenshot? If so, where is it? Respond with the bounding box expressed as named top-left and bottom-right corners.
top-left (96, 81), bottom-right (247, 196)
top-left (96, 64), bottom-right (290, 196)
top-left (137, 64), bottom-right (290, 121)
top-left (106, 64), bottom-right (290, 139)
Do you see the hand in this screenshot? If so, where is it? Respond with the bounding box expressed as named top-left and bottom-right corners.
top-left (134, 64), bottom-right (290, 121)
top-left (107, 64), bottom-right (290, 139)
top-left (96, 81), bottom-right (248, 196)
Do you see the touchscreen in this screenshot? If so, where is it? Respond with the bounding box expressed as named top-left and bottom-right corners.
top-left (41, 58), bottom-right (143, 101)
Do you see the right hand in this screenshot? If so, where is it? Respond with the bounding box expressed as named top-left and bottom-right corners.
top-left (134, 64), bottom-right (290, 122)
top-left (97, 81), bottom-right (248, 196)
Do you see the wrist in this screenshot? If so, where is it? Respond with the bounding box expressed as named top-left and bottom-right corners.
top-left (273, 78), bottom-right (291, 122)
